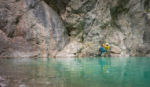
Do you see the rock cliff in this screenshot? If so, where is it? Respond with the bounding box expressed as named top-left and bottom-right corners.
top-left (0, 0), bottom-right (68, 58)
top-left (55, 0), bottom-right (150, 57)
top-left (0, 0), bottom-right (150, 58)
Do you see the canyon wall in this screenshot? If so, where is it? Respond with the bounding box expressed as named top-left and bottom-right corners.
top-left (0, 0), bottom-right (68, 58)
top-left (0, 0), bottom-right (150, 58)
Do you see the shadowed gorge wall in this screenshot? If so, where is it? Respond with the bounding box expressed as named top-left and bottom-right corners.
top-left (44, 0), bottom-right (71, 14)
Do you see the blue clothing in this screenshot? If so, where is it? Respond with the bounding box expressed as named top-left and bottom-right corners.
top-left (99, 47), bottom-right (106, 52)
top-left (99, 47), bottom-right (106, 56)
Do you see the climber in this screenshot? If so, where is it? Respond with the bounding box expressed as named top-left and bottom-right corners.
top-left (99, 43), bottom-right (110, 57)
top-left (104, 43), bottom-right (110, 51)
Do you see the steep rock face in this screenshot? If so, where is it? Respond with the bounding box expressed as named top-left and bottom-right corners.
top-left (55, 0), bottom-right (150, 57)
top-left (0, 0), bottom-right (150, 58)
top-left (0, 0), bottom-right (68, 58)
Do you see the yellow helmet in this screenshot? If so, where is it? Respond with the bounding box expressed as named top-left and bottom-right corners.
top-left (106, 43), bottom-right (109, 46)
top-left (104, 43), bottom-right (110, 51)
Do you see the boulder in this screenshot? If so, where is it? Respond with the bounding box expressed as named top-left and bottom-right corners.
top-left (111, 45), bottom-right (121, 54)
top-left (56, 40), bottom-right (82, 58)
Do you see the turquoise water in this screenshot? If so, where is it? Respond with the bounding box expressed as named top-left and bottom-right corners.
top-left (0, 57), bottom-right (150, 87)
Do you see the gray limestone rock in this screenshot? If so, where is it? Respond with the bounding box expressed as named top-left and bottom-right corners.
top-left (0, 0), bottom-right (150, 58)
top-left (0, 0), bottom-right (69, 58)
top-left (58, 0), bottom-right (150, 57)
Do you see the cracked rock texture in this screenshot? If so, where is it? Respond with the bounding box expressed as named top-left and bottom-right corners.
top-left (0, 0), bottom-right (150, 58)
top-left (0, 0), bottom-right (68, 58)
top-left (56, 0), bottom-right (150, 57)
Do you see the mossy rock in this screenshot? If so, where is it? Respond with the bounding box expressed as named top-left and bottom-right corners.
top-left (100, 21), bottom-right (110, 29)
top-left (72, 0), bottom-right (97, 14)
top-left (65, 19), bottom-right (86, 37)
top-left (44, 0), bottom-right (70, 14)
top-left (110, 0), bottom-right (129, 20)
top-left (144, 0), bottom-right (150, 12)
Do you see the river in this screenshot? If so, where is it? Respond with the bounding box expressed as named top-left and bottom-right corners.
top-left (0, 57), bottom-right (150, 87)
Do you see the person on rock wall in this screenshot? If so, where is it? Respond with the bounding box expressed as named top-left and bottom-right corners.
top-left (99, 43), bottom-right (110, 57)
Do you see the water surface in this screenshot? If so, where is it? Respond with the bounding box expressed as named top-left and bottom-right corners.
top-left (0, 57), bottom-right (150, 87)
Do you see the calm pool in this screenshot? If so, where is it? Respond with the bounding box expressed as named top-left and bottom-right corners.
top-left (0, 57), bottom-right (150, 87)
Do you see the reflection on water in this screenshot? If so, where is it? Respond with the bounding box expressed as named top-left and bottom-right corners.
top-left (0, 57), bottom-right (150, 87)
top-left (99, 58), bottom-right (111, 74)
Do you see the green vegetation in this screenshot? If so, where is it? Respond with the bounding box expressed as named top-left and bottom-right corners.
top-left (74, 20), bottom-right (86, 36)
top-left (110, 0), bottom-right (129, 20)
top-left (100, 21), bottom-right (110, 29)
top-left (109, 0), bottom-right (129, 28)
top-left (77, 47), bottom-right (83, 54)
top-left (76, 24), bottom-right (83, 36)
top-left (64, 19), bottom-right (85, 37)
top-left (147, 9), bottom-right (150, 12)
top-left (72, 0), bottom-right (97, 14)
top-left (80, 33), bottom-right (84, 42)
top-left (144, 0), bottom-right (150, 12)
top-left (100, 20), bottom-right (121, 29)
top-left (64, 22), bottom-right (74, 36)
top-left (44, 0), bottom-right (70, 14)
top-left (44, 0), bottom-right (58, 13)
